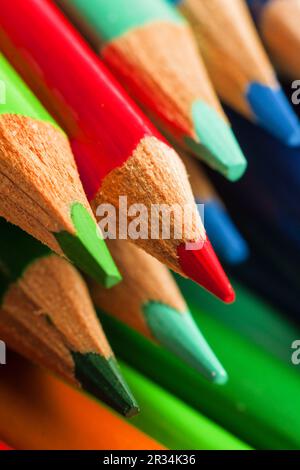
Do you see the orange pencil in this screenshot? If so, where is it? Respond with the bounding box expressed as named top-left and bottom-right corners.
top-left (0, 352), bottom-right (164, 450)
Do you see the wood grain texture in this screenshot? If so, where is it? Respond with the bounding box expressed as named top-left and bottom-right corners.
top-left (89, 240), bottom-right (187, 339)
top-left (103, 20), bottom-right (225, 139)
top-left (179, 0), bottom-right (276, 117)
top-left (92, 136), bottom-right (205, 274)
top-left (18, 254), bottom-right (112, 358)
top-left (0, 114), bottom-right (93, 254)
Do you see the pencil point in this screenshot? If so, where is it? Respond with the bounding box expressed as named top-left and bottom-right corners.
top-left (247, 83), bottom-right (300, 146)
top-left (177, 239), bottom-right (235, 303)
top-left (72, 352), bottom-right (139, 417)
top-left (144, 302), bottom-right (228, 383)
top-left (200, 199), bottom-right (249, 265)
top-left (55, 203), bottom-right (121, 288)
top-left (185, 100), bottom-right (247, 181)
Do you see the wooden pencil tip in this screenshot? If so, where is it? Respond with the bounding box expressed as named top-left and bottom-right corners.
top-left (177, 239), bottom-right (235, 303)
top-left (72, 352), bottom-right (139, 417)
top-left (55, 203), bottom-right (122, 287)
top-left (186, 100), bottom-right (247, 181)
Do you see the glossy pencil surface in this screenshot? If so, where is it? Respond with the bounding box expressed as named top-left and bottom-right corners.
top-left (101, 295), bottom-right (300, 449)
top-left (122, 362), bottom-right (250, 450)
top-left (0, 353), bottom-right (164, 450)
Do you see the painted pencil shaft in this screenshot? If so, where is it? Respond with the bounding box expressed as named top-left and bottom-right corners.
top-left (181, 153), bottom-right (249, 264)
top-left (176, 275), bottom-right (300, 365)
top-left (121, 362), bottom-right (250, 450)
top-left (0, 353), bottom-right (163, 450)
top-left (0, 53), bottom-right (120, 287)
top-left (248, 0), bottom-right (300, 79)
top-left (171, 0), bottom-right (300, 146)
top-left (101, 296), bottom-right (300, 450)
top-left (88, 240), bottom-right (227, 384)
top-left (0, 0), bottom-right (234, 303)
top-left (58, 0), bottom-right (246, 181)
top-left (0, 220), bottom-right (138, 417)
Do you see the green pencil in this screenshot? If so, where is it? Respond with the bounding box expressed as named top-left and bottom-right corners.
top-left (88, 239), bottom-right (228, 385)
top-left (0, 219), bottom-right (138, 417)
top-left (58, 0), bottom-right (247, 181)
top-left (120, 361), bottom-right (251, 450)
top-left (0, 53), bottom-right (120, 287)
top-left (100, 300), bottom-right (300, 449)
top-left (176, 275), bottom-right (300, 364)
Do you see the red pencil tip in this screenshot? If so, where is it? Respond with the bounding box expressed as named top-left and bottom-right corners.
top-left (177, 239), bottom-right (235, 303)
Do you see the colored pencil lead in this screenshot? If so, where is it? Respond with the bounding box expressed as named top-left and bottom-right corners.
top-left (89, 240), bottom-right (228, 382)
top-left (58, 0), bottom-right (247, 180)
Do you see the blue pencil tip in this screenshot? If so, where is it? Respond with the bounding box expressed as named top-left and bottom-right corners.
top-left (199, 199), bottom-right (249, 265)
top-left (247, 83), bottom-right (300, 147)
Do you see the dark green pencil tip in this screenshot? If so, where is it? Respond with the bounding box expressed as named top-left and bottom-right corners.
top-left (185, 100), bottom-right (247, 181)
top-left (144, 302), bottom-right (228, 384)
top-left (55, 203), bottom-right (121, 288)
top-left (72, 352), bottom-right (140, 417)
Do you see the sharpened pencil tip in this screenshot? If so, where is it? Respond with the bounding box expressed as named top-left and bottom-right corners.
top-left (144, 302), bottom-right (228, 383)
top-left (185, 100), bottom-right (247, 181)
top-left (198, 199), bottom-right (249, 265)
top-left (72, 352), bottom-right (139, 417)
top-left (177, 238), bottom-right (235, 303)
top-left (55, 203), bottom-right (122, 287)
top-left (247, 83), bottom-right (300, 146)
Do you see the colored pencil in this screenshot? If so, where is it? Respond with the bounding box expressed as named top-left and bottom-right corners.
top-left (0, 220), bottom-right (138, 418)
top-left (0, 0), bottom-right (234, 303)
top-left (88, 239), bottom-right (227, 384)
top-left (0, 353), bottom-right (163, 450)
top-left (0, 54), bottom-right (120, 288)
top-left (181, 152), bottom-right (249, 264)
top-left (168, 0), bottom-right (300, 146)
top-left (121, 362), bottom-right (251, 450)
top-left (101, 298), bottom-right (300, 449)
top-left (176, 276), bottom-right (300, 365)
top-left (57, 0), bottom-right (247, 180)
top-left (247, 0), bottom-right (300, 79)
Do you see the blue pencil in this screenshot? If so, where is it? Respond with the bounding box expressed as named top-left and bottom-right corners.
top-left (180, 152), bottom-right (249, 265)
top-left (167, 0), bottom-right (300, 146)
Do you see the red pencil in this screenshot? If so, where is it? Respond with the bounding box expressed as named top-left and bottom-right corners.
top-left (0, 0), bottom-right (234, 302)
top-left (0, 441), bottom-right (11, 450)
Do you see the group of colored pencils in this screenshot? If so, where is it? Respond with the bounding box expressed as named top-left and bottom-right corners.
top-left (0, 0), bottom-right (299, 452)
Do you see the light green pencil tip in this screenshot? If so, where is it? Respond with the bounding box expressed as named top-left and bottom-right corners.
top-left (185, 100), bottom-right (247, 181)
top-left (55, 203), bottom-right (122, 288)
top-left (144, 302), bottom-right (228, 385)
top-left (72, 352), bottom-right (140, 417)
